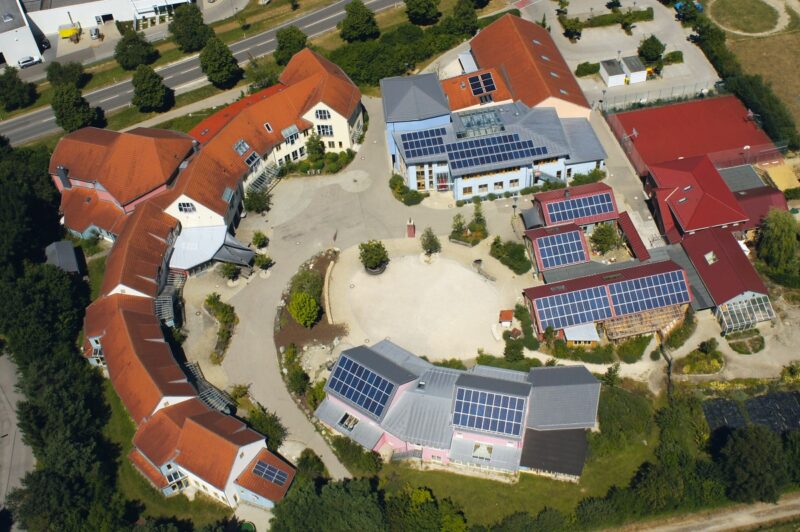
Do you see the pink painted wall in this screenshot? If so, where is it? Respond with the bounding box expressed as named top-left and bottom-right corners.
top-left (373, 431), bottom-right (410, 453)
top-left (421, 446), bottom-right (450, 464)
top-left (388, 380), bottom-right (416, 409)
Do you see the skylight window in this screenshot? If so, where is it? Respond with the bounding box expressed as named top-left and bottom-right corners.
top-left (264, 122), bottom-right (272, 132)
top-left (550, 72), bottom-right (559, 78)
top-left (677, 197), bottom-right (688, 204)
top-left (222, 187), bottom-right (234, 201)
top-left (233, 139), bottom-right (250, 155)
top-left (532, 39), bottom-right (541, 45)
top-left (541, 55), bottom-right (550, 61)
top-left (683, 185), bottom-right (693, 191)
top-left (704, 251), bottom-right (718, 265)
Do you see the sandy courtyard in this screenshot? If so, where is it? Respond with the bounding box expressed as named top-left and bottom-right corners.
top-left (344, 255), bottom-right (504, 360)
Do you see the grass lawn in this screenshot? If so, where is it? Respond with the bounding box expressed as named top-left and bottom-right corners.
top-left (710, 0), bottom-right (780, 33)
top-left (151, 106), bottom-right (219, 132)
top-left (378, 428), bottom-right (657, 526)
top-left (102, 381), bottom-right (232, 526)
top-left (87, 256), bottom-right (107, 301)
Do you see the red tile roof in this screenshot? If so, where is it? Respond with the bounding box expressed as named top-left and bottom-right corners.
top-left (734, 186), bottom-right (788, 231)
top-left (524, 223), bottom-right (590, 271)
top-left (174, 411), bottom-right (264, 490)
top-left (440, 68), bottom-right (514, 111)
top-left (129, 448), bottom-right (168, 489)
top-left (133, 398), bottom-right (210, 466)
top-left (59, 187), bottom-right (127, 236)
top-left (235, 448), bottom-right (295, 503)
top-left (470, 15), bottom-right (588, 110)
top-left (681, 227), bottom-right (767, 304)
top-left (499, 309), bottom-right (514, 322)
top-left (50, 127), bottom-right (195, 206)
top-left (617, 211), bottom-right (650, 261)
top-left (649, 156), bottom-right (748, 234)
top-left (89, 293), bottom-right (194, 424)
top-left (101, 202), bottom-right (177, 298)
top-left (278, 48), bottom-right (361, 119)
top-left (612, 96), bottom-right (774, 172)
top-left (534, 182), bottom-right (619, 226)
top-left (189, 84), bottom-right (286, 143)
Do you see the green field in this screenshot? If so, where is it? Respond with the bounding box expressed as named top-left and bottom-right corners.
top-left (710, 0), bottom-right (780, 33)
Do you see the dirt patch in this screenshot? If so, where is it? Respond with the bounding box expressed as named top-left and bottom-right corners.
top-left (274, 252), bottom-right (347, 350)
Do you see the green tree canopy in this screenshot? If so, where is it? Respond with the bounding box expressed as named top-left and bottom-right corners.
top-left (247, 404), bottom-right (288, 451)
top-left (590, 223), bottom-right (621, 254)
top-left (340, 0), bottom-right (380, 42)
top-left (784, 430), bottom-right (800, 484)
top-left (719, 424), bottom-right (789, 503)
top-left (638, 35), bottom-right (666, 63)
top-left (359, 240), bottom-right (389, 270)
top-left (405, 0), bottom-right (440, 25)
top-left (288, 291), bottom-right (320, 327)
top-left (444, 0), bottom-right (478, 36)
top-left (244, 188), bottom-right (271, 213)
top-left (306, 132), bottom-right (326, 161)
top-left (245, 56), bottom-right (281, 92)
top-left (0, 67), bottom-right (36, 111)
top-left (295, 448), bottom-right (328, 481)
top-left (169, 4), bottom-right (213, 52)
top-left (46, 61), bottom-right (88, 88)
top-left (420, 227), bottom-right (441, 255)
top-left (52, 84), bottom-right (96, 132)
top-left (132, 64), bottom-right (172, 112)
top-left (114, 31), bottom-right (158, 70)
top-left (275, 26), bottom-right (308, 66)
top-left (200, 36), bottom-right (242, 88)
top-left (757, 208), bottom-right (799, 275)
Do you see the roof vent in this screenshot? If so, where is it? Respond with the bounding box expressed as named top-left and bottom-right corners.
top-left (3, 13), bottom-right (14, 23)
top-left (417, 381), bottom-right (426, 390)
top-left (677, 197), bottom-right (688, 204)
top-left (704, 251), bottom-right (718, 265)
top-left (683, 185), bottom-right (692, 191)
top-left (564, 189), bottom-right (570, 199)
top-left (460, 81), bottom-right (466, 89)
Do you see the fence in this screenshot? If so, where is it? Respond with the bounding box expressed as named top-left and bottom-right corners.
top-left (600, 82), bottom-right (719, 113)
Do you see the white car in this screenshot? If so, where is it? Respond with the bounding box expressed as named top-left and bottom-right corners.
top-left (17, 56), bottom-right (41, 68)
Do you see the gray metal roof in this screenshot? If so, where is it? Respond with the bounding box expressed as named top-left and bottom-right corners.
top-left (521, 207), bottom-right (544, 229)
top-left (380, 74), bottom-right (450, 123)
top-left (342, 345), bottom-right (419, 386)
top-left (542, 258), bottom-right (636, 284)
top-left (45, 241), bottom-right (81, 273)
top-left (719, 165), bottom-right (764, 193)
top-left (0, 0), bottom-right (25, 33)
top-left (622, 56), bottom-right (646, 73)
top-left (381, 380), bottom-right (456, 449)
top-left (648, 245), bottom-right (714, 310)
top-left (528, 365), bottom-right (598, 387)
top-left (315, 397), bottom-right (384, 449)
top-left (601, 59), bottom-right (624, 76)
top-left (456, 372), bottom-right (531, 398)
top-left (527, 378), bottom-right (600, 430)
top-left (370, 340), bottom-right (433, 378)
top-left (469, 365), bottom-right (531, 383)
top-left (562, 118), bottom-right (607, 165)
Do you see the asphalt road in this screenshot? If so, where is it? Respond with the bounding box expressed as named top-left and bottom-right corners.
top-left (0, 0), bottom-right (398, 146)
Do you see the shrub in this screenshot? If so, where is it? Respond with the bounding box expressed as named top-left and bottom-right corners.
top-left (433, 358), bottom-right (467, 370)
top-left (205, 292), bottom-right (238, 360)
top-left (650, 348), bottom-right (662, 361)
top-left (663, 50), bottom-right (684, 65)
top-left (476, 351), bottom-right (542, 372)
top-left (244, 189), bottom-right (271, 214)
top-left (288, 291), bottom-right (320, 328)
top-left (247, 405), bottom-right (287, 452)
top-left (552, 340), bottom-right (616, 364)
top-left (307, 380), bottom-right (327, 410)
top-left (665, 308), bottom-right (696, 350)
top-left (514, 304), bottom-right (540, 351)
top-left (489, 237), bottom-right (531, 274)
top-left (253, 253), bottom-right (273, 270)
top-left (575, 62), bottom-right (600, 77)
top-left (590, 223), bottom-right (621, 254)
top-left (674, 340), bottom-right (723, 374)
top-left (616, 335), bottom-right (652, 363)
top-left (359, 240), bottom-right (389, 270)
top-left (296, 448), bottom-right (328, 481)
top-left (252, 231), bottom-right (269, 248)
top-left (290, 268), bottom-right (324, 304)
top-left (570, 168), bottom-right (606, 186)
top-left (287, 364), bottom-right (311, 395)
top-left (388, 174), bottom-right (428, 205)
top-left (331, 435), bottom-right (383, 476)
top-left (589, 386), bottom-right (653, 456)
top-left (504, 338), bottom-right (524, 362)
top-left (219, 263), bottom-right (241, 280)
top-left (420, 227), bottom-right (441, 256)
top-left (784, 187), bottom-right (800, 200)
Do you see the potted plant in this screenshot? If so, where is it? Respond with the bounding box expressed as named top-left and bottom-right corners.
top-left (359, 240), bottom-right (389, 274)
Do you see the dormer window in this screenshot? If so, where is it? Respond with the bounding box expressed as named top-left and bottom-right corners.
top-left (315, 109), bottom-right (331, 120)
top-left (677, 197), bottom-right (688, 204)
top-left (264, 122), bottom-right (273, 132)
top-left (234, 139), bottom-right (250, 155)
top-left (245, 152), bottom-right (261, 167)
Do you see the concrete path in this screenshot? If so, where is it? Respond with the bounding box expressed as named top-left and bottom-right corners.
top-left (0, 356), bottom-right (35, 509)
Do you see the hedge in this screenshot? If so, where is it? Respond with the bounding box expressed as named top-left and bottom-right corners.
top-left (784, 187), bottom-right (800, 200)
top-left (552, 340), bottom-right (616, 364)
top-left (616, 335), bottom-right (652, 364)
top-left (663, 50), bottom-right (684, 65)
top-left (575, 62), bottom-right (600, 77)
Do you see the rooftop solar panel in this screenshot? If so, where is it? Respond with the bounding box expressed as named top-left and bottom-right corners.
top-left (253, 461), bottom-right (289, 486)
top-left (328, 354), bottom-right (396, 418)
top-left (533, 286), bottom-right (613, 331)
top-left (453, 386), bottom-right (526, 437)
top-left (608, 270), bottom-right (690, 316)
top-left (536, 230), bottom-right (588, 270)
top-left (547, 193), bottom-right (615, 224)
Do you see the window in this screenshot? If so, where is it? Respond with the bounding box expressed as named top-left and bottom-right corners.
top-left (541, 55), bottom-right (550, 61)
top-left (233, 139), bottom-right (250, 155)
top-left (510, 178), bottom-right (519, 187)
top-left (178, 202), bottom-right (196, 213)
top-left (338, 413), bottom-right (359, 431)
top-left (245, 152), bottom-right (260, 167)
top-left (556, 170), bottom-right (562, 179)
top-left (299, 146), bottom-right (306, 156)
top-left (339, 141), bottom-right (343, 148)
top-left (328, 141), bottom-right (335, 148)
top-left (222, 187), bottom-right (234, 201)
top-left (566, 168), bottom-right (572, 178)
top-left (494, 181), bottom-right (503, 191)
top-left (264, 122), bottom-right (272, 132)
top-left (532, 39), bottom-right (541, 45)
top-left (595, 161), bottom-right (601, 169)
top-left (550, 71), bottom-right (559, 78)
top-left (463, 186), bottom-right (473, 195)
top-left (315, 109), bottom-right (331, 120)
top-left (560, 89), bottom-right (569, 95)
top-left (284, 155), bottom-right (291, 164)
top-left (317, 124), bottom-right (334, 137)
top-left (286, 133), bottom-right (299, 145)
top-left (479, 94), bottom-right (493, 104)
top-left (292, 150), bottom-right (299, 161)
top-left (479, 184), bottom-right (488, 193)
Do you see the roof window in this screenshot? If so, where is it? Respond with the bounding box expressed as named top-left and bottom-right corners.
top-left (222, 187), bottom-right (234, 201)
top-left (559, 89), bottom-right (568, 95)
top-left (541, 55), bottom-right (550, 61)
top-left (233, 139), bottom-right (250, 156)
top-left (704, 251), bottom-right (718, 265)
top-left (264, 122), bottom-right (272, 132)
top-left (532, 39), bottom-right (541, 45)
top-left (550, 72), bottom-right (559, 78)
top-left (677, 197), bottom-right (688, 204)
top-left (683, 185), bottom-right (693, 191)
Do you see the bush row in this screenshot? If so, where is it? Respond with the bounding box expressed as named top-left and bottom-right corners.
top-left (388, 174), bottom-right (427, 205)
top-left (575, 61), bottom-right (600, 77)
top-left (490, 237), bottom-right (532, 275)
top-left (205, 292), bottom-right (238, 363)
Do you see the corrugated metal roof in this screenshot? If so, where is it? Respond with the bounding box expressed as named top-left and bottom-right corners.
top-left (449, 437), bottom-right (521, 471)
top-left (562, 118), bottom-right (607, 164)
top-left (315, 398), bottom-right (384, 449)
top-left (528, 365), bottom-right (598, 387)
top-left (527, 380), bottom-right (599, 430)
top-left (456, 373), bottom-right (531, 397)
top-left (380, 74), bottom-right (450, 123)
top-left (342, 345), bottom-right (419, 385)
top-left (381, 392), bottom-right (454, 449)
top-left (469, 365), bottom-right (530, 383)
top-left (370, 340), bottom-right (433, 378)
top-left (601, 59), bottom-right (624, 76)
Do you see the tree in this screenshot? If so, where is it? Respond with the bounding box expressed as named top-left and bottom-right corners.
top-left (219, 263), bottom-right (241, 280)
top-left (758, 209), bottom-right (798, 275)
top-left (387, 487), bottom-right (442, 532)
top-left (290, 269), bottom-right (324, 304)
top-left (783, 430), bottom-right (800, 484)
top-left (590, 223), bottom-right (620, 254)
top-left (340, 0), bottom-right (380, 42)
top-left (471, 200), bottom-right (485, 228)
top-left (306, 132), bottom-right (325, 161)
top-left (719, 424), bottom-right (788, 503)
top-left (405, 0), bottom-right (440, 25)
top-left (287, 365), bottom-right (310, 395)
top-left (561, 16), bottom-right (582, 40)
top-left (420, 227), bottom-right (441, 256)
top-left (132, 65), bottom-right (172, 112)
top-left (169, 4), bottom-right (213, 52)
top-left (0, 67), bottom-right (36, 111)
top-left (295, 448), bottom-right (327, 481)
top-left (247, 404), bottom-right (288, 451)
top-left (114, 31), bottom-right (158, 70)
top-left (253, 253), bottom-right (273, 270)
top-left (472, 0), bottom-right (489, 8)
top-left (288, 291), bottom-right (320, 327)
top-left (252, 231), bottom-right (269, 248)
top-left (245, 56), bottom-right (281, 92)
top-left (444, 0), bottom-right (478, 36)
top-left (359, 240), bottom-right (389, 270)
top-left (51, 84), bottom-right (96, 132)
top-left (200, 36), bottom-right (242, 89)
top-left (45, 61), bottom-right (88, 88)
top-left (451, 213), bottom-right (466, 236)
top-left (601, 362), bottom-right (621, 387)
top-left (290, 0), bottom-right (299, 9)
top-left (275, 26), bottom-right (308, 66)
top-left (638, 35), bottom-right (666, 63)
top-left (244, 188), bottom-right (271, 213)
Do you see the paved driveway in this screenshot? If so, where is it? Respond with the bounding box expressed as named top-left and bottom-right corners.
top-left (0, 356), bottom-right (35, 511)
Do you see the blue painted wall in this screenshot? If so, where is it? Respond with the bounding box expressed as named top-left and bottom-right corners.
top-left (385, 115), bottom-right (451, 171)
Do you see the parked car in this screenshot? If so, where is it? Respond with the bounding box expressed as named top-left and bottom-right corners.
top-left (39, 38), bottom-right (50, 50)
top-left (89, 27), bottom-right (100, 40)
top-left (17, 56), bottom-right (41, 68)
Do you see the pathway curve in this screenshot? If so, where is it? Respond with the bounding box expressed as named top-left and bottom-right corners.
top-left (707, 0), bottom-right (796, 37)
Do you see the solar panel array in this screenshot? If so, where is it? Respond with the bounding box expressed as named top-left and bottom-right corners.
top-left (468, 72), bottom-right (497, 96)
top-left (547, 192), bottom-right (615, 224)
top-left (453, 387), bottom-right (526, 437)
top-left (445, 134), bottom-right (548, 171)
top-left (534, 286), bottom-right (613, 331)
top-left (608, 270), bottom-right (690, 316)
top-left (253, 461), bottom-right (289, 486)
top-left (536, 230), bottom-right (588, 270)
top-left (400, 128), bottom-right (447, 159)
top-left (328, 354), bottom-right (395, 418)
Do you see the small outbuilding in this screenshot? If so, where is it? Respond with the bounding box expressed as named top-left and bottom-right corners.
top-left (622, 56), bottom-right (647, 84)
top-left (499, 309), bottom-right (514, 328)
top-left (600, 59), bottom-right (626, 87)
top-left (45, 241), bottom-right (83, 274)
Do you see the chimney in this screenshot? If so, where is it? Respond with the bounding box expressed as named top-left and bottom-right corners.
top-left (192, 139), bottom-right (200, 153)
top-left (564, 188), bottom-right (570, 199)
top-left (56, 166), bottom-right (71, 190)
